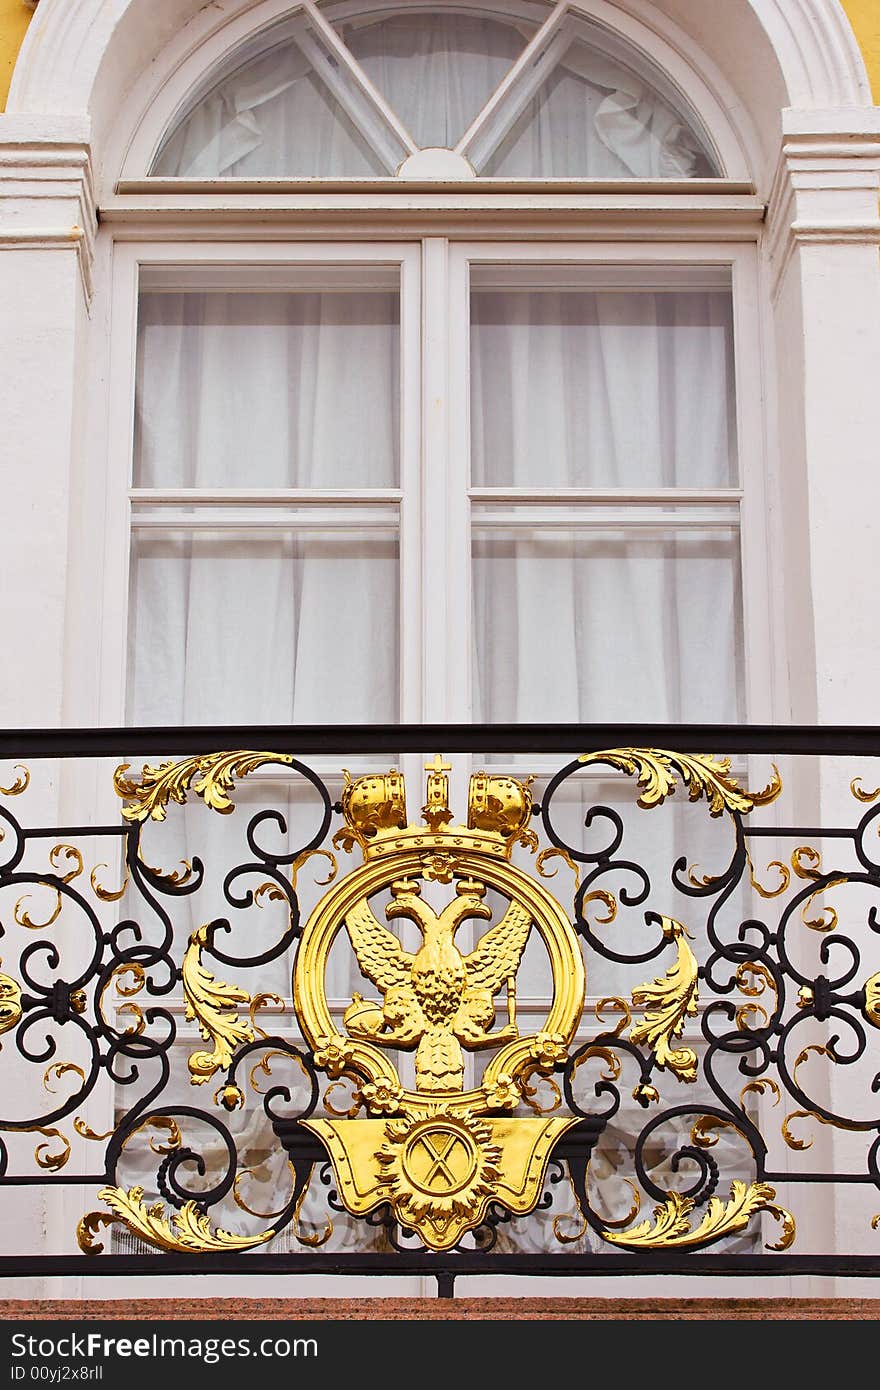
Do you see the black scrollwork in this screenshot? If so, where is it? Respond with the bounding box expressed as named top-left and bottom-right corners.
top-left (0, 739), bottom-right (878, 1277)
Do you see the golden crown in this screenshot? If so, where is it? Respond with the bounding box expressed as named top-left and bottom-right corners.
top-left (334, 756), bottom-right (535, 861)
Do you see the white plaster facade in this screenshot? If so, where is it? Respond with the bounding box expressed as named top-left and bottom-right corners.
top-left (1, 0), bottom-right (880, 1301)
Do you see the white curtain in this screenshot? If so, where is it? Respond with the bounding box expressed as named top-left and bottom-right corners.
top-left (470, 289), bottom-right (742, 725)
top-left (343, 13), bottom-right (523, 150)
top-left (485, 37), bottom-right (713, 177)
top-left (152, 14), bottom-right (713, 178)
top-left (129, 290), bottom-right (400, 728)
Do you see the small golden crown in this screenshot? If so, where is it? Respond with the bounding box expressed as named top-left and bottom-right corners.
top-left (334, 757), bottom-right (534, 860)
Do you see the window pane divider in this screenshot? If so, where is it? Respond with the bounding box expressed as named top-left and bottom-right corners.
top-left (130, 515), bottom-right (398, 533)
top-left (129, 488), bottom-right (403, 504)
top-left (456, 0), bottom-right (573, 169)
top-left (468, 488), bottom-right (743, 504)
top-left (298, 0), bottom-right (418, 166)
top-left (471, 514), bottom-right (739, 532)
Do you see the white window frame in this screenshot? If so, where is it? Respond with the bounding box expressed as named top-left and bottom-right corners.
top-left (102, 240), bottom-right (424, 729)
top-left (100, 236), bottom-right (773, 738)
top-left (114, 0), bottom-right (752, 185)
top-left (446, 239), bottom-right (774, 731)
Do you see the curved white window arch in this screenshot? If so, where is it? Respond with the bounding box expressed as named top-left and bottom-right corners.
top-left (149, 2), bottom-right (719, 179)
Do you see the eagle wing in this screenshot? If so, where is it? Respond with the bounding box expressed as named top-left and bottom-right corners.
top-left (345, 898), bottom-right (413, 993)
top-left (465, 901), bottom-right (533, 995)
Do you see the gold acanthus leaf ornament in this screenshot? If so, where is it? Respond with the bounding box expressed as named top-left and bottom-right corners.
top-left (181, 924), bottom-right (255, 1084)
top-left (578, 749), bottom-right (781, 817)
top-left (629, 917), bottom-right (699, 1083)
top-left (77, 1186), bottom-right (274, 1255)
top-left (604, 1181), bottom-right (795, 1251)
top-left (113, 750), bottom-right (295, 823)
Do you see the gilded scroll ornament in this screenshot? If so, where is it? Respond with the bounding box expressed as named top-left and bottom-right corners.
top-left (43, 1062), bottom-right (85, 1094)
top-left (77, 1186), bottom-right (274, 1255)
top-left (0, 963), bottom-right (22, 1043)
top-left (862, 971), bottom-right (880, 1028)
top-left (782, 1110), bottom-right (834, 1152)
top-left (851, 777), bottom-right (880, 804)
top-left (290, 1171), bottom-right (333, 1248)
top-left (182, 923), bottom-right (255, 1084)
top-left (113, 750), bottom-right (294, 822)
top-left (0, 765), bottom-right (29, 796)
top-left (90, 862), bottom-right (130, 903)
top-left (74, 1118), bottom-right (114, 1142)
top-left (604, 1181), bottom-right (795, 1251)
top-left (29, 1127), bottom-right (71, 1173)
top-left (629, 917), bottom-right (699, 1083)
top-left (14, 844), bottom-right (83, 929)
top-left (295, 760), bottom-right (585, 1251)
top-left (577, 749), bottom-right (781, 816)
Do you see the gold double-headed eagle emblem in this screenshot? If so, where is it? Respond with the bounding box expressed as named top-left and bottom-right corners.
top-left (295, 757), bottom-right (585, 1250)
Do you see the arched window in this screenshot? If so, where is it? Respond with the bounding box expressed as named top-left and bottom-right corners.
top-left (150, 5), bottom-right (719, 178)
top-left (119, 4), bottom-right (764, 738)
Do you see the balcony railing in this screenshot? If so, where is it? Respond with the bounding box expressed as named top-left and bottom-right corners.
top-left (0, 723), bottom-right (879, 1296)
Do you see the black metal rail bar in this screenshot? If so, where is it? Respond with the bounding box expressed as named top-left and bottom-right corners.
top-left (3, 724), bottom-right (880, 759)
top-left (1, 1254), bottom-right (877, 1278)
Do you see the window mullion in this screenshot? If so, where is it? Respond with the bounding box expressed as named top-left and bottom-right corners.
top-left (298, 0), bottom-right (417, 168)
top-left (456, 1), bottom-right (573, 170)
top-left (397, 245), bottom-right (423, 723)
top-left (420, 237), bottom-right (470, 722)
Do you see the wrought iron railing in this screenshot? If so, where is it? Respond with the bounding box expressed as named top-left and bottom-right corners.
top-left (1, 724), bottom-right (879, 1296)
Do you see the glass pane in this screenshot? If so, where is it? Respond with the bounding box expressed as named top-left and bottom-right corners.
top-left (481, 30), bottom-right (717, 177)
top-left (471, 527), bottom-right (743, 723)
top-left (152, 25), bottom-right (392, 177)
top-left (471, 290), bottom-right (736, 488)
top-left (127, 530), bottom-right (399, 723)
top-left (341, 13), bottom-right (526, 149)
top-left (151, 6), bottom-right (716, 179)
top-left (134, 291), bottom-right (400, 488)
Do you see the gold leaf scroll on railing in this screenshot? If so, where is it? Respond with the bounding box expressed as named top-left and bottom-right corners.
top-left (629, 917), bottom-right (699, 1083)
top-left (14, 845), bottom-right (83, 930)
top-left (864, 972), bottom-right (880, 1029)
top-left (577, 749), bottom-right (781, 816)
top-left (0, 964), bottom-right (22, 1044)
top-left (27, 1127), bottom-right (71, 1173)
top-left (77, 1186), bottom-right (275, 1255)
top-left (182, 924), bottom-right (255, 1086)
top-left (603, 1181), bottom-right (795, 1251)
top-left (0, 766), bottom-right (29, 796)
top-left (114, 750), bottom-right (295, 822)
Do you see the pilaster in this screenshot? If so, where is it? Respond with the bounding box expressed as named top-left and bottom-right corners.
top-left (765, 108), bottom-right (880, 725)
top-left (0, 114), bottom-right (95, 728)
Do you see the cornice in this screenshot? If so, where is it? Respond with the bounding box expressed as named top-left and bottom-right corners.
top-left (765, 108), bottom-right (880, 296)
top-left (0, 116), bottom-right (97, 301)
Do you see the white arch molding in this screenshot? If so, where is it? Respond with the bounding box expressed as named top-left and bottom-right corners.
top-left (4, 0), bottom-right (874, 192)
